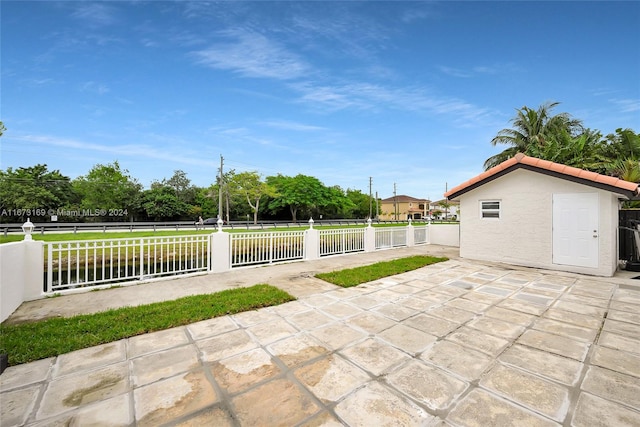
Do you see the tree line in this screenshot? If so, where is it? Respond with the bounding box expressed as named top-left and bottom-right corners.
top-left (0, 162), bottom-right (375, 223)
top-left (1, 104), bottom-right (638, 223)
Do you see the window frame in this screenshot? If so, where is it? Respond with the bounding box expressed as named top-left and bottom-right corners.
top-left (480, 200), bottom-right (501, 219)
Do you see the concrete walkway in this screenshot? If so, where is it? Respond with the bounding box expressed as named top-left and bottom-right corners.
top-left (1, 246), bottom-right (640, 426)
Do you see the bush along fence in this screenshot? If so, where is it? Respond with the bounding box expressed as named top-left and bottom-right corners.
top-left (0, 219), bottom-right (460, 322)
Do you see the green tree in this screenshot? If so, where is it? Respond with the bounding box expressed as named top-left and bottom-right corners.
top-left (227, 171), bottom-right (278, 224)
top-left (0, 121), bottom-right (6, 137)
top-left (345, 189), bottom-right (375, 218)
top-left (163, 170), bottom-right (197, 205)
top-left (484, 102), bottom-right (583, 170)
top-left (140, 186), bottom-right (191, 221)
top-left (73, 161), bottom-right (142, 221)
top-left (266, 174), bottom-right (328, 221)
top-left (0, 164), bottom-right (77, 222)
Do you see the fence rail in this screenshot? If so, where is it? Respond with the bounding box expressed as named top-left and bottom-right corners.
top-left (45, 234), bottom-right (210, 292)
top-left (36, 223), bottom-right (453, 296)
top-left (230, 231), bottom-right (305, 268)
top-left (319, 228), bottom-right (365, 256)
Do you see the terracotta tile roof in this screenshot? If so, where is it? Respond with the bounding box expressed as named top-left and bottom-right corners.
top-left (380, 195), bottom-right (429, 203)
top-left (445, 153), bottom-right (639, 199)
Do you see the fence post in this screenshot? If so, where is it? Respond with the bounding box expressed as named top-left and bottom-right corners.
top-left (24, 240), bottom-right (44, 301)
top-left (364, 219), bottom-right (376, 252)
top-left (407, 219), bottom-right (415, 247)
top-left (210, 229), bottom-right (231, 273)
top-left (304, 218), bottom-right (320, 260)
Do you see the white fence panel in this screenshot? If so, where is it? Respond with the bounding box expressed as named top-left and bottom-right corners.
top-left (45, 235), bottom-right (210, 293)
top-left (375, 227), bottom-right (408, 249)
top-left (319, 228), bottom-right (365, 256)
top-left (230, 231), bottom-right (305, 267)
top-left (413, 225), bottom-right (428, 245)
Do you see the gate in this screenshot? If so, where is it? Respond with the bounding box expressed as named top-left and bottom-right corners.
top-left (619, 209), bottom-right (640, 261)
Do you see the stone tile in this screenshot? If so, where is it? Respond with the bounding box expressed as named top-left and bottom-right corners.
top-left (427, 305), bottom-right (475, 323)
top-left (53, 341), bottom-right (127, 378)
top-left (420, 340), bottom-right (494, 381)
top-left (569, 283), bottom-right (613, 299)
top-left (610, 301), bottom-right (640, 314)
top-left (231, 378), bottom-right (319, 426)
top-left (319, 301), bottom-right (363, 319)
top-left (603, 318), bottom-right (640, 338)
top-left (477, 285), bottom-right (514, 297)
top-left (211, 347), bottom-right (280, 394)
top-left (387, 283), bottom-right (423, 294)
top-left (287, 309), bottom-right (334, 330)
top-left (552, 300), bottom-right (606, 317)
top-left (31, 393), bottom-right (133, 427)
top-left (607, 309), bottom-right (640, 325)
top-left (302, 294), bottom-right (339, 308)
top-left (397, 295), bottom-right (441, 311)
top-left (484, 306), bottom-right (536, 326)
top-left (0, 357), bottom-right (53, 391)
top-left (498, 298), bottom-right (548, 316)
top-left (571, 392), bottom-right (640, 427)
top-left (613, 288), bottom-right (640, 305)
top-left (499, 344), bottom-right (583, 386)
top-left (131, 344), bottom-right (200, 387)
top-left (447, 388), bottom-right (558, 427)
top-left (37, 362), bottom-right (130, 420)
top-left (561, 293), bottom-right (609, 308)
top-left (247, 318), bottom-right (299, 345)
top-left (378, 324), bottom-right (438, 355)
top-left (387, 360), bottom-right (468, 411)
top-left (345, 311), bottom-right (396, 334)
top-left (1, 385), bottom-right (40, 426)
top-left (447, 326), bottom-right (511, 357)
top-left (270, 300), bottom-right (310, 317)
top-left (466, 316), bottom-right (526, 340)
top-left (309, 322), bottom-right (367, 350)
top-left (543, 308), bottom-right (603, 329)
top-left (128, 327), bottom-right (190, 358)
top-left (334, 381), bottom-right (434, 426)
top-left (367, 288), bottom-right (406, 302)
top-left (533, 318), bottom-right (597, 343)
top-left (197, 329), bottom-right (258, 362)
top-left (340, 338), bottom-right (411, 376)
top-left (513, 292), bottom-right (555, 306)
top-left (134, 370), bottom-right (218, 427)
top-left (372, 303), bottom-right (418, 321)
top-left (529, 281), bottom-right (567, 292)
top-left (445, 298), bottom-right (490, 313)
top-left (480, 364), bottom-right (570, 421)
top-left (462, 291), bottom-right (504, 305)
top-left (517, 330), bottom-right (590, 361)
top-left (598, 331), bottom-right (640, 355)
top-left (231, 308), bottom-right (279, 327)
top-left (294, 354), bottom-right (369, 403)
top-left (174, 407), bottom-right (234, 427)
top-left (267, 333), bottom-right (330, 368)
top-left (347, 294), bottom-right (384, 309)
top-left (445, 280), bottom-right (478, 290)
top-left (431, 284), bottom-right (467, 297)
top-left (403, 313), bottom-right (459, 337)
top-left (590, 345), bottom-right (640, 378)
top-left (416, 289), bottom-right (454, 303)
top-left (298, 411), bottom-right (344, 427)
top-left (186, 315), bottom-right (238, 340)
top-left (581, 365), bottom-right (640, 409)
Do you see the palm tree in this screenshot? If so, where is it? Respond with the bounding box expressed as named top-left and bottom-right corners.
top-left (484, 102), bottom-right (583, 170)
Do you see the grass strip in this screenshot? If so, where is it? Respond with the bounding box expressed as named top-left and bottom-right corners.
top-left (315, 255), bottom-right (448, 288)
top-left (0, 284), bottom-right (294, 366)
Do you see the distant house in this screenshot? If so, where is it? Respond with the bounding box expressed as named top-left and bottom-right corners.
top-left (378, 195), bottom-right (430, 220)
top-left (430, 198), bottom-right (460, 220)
top-left (445, 153), bottom-right (639, 277)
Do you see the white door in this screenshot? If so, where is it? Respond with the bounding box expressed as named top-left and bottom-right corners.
top-left (552, 193), bottom-right (599, 268)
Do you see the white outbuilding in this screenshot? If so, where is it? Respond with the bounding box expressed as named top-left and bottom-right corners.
top-left (445, 153), bottom-right (639, 277)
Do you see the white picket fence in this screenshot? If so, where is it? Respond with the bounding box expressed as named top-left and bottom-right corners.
top-left (0, 222), bottom-right (461, 321)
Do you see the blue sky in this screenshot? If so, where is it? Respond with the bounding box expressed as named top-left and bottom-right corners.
top-left (2, 1), bottom-right (639, 201)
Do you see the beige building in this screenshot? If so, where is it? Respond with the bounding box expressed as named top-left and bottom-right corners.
top-left (378, 195), bottom-right (430, 220)
top-left (445, 153), bottom-right (639, 277)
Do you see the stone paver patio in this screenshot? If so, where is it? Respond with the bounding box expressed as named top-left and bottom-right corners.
top-left (2, 251), bottom-right (640, 426)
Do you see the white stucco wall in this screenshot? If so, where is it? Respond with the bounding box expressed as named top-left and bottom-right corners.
top-left (455, 169), bottom-right (621, 277)
top-left (0, 240), bottom-right (45, 323)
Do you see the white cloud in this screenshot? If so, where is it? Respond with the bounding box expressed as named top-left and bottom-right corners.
top-left (610, 98), bottom-right (640, 113)
top-left (71, 3), bottom-right (117, 27)
top-left (193, 30), bottom-right (309, 80)
top-left (80, 81), bottom-right (109, 95)
top-left (260, 120), bottom-right (327, 132)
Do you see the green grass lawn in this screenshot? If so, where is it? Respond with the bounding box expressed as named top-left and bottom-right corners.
top-left (315, 255), bottom-right (448, 287)
top-left (0, 284), bottom-right (295, 366)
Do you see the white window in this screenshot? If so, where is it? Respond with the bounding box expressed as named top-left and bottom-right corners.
top-left (481, 200), bottom-right (501, 219)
